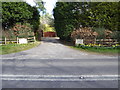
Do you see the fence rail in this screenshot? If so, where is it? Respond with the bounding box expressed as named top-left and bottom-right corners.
top-left (76, 39), bottom-right (119, 46)
top-left (96, 39), bottom-right (118, 45)
top-left (0, 36), bottom-right (36, 45)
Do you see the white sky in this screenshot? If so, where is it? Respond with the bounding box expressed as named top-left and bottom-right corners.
top-left (25, 0), bottom-right (57, 15)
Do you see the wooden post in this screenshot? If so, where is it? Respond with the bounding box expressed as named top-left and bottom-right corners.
top-left (94, 38), bottom-right (96, 44)
top-left (17, 37), bottom-right (19, 44)
top-left (5, 37), bottom-right (6, 44)
top-left (34, 36), bottom-right (36, 42)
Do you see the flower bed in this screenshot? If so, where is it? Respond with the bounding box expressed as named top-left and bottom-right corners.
top-left (76, 44), bottom-right (120, 50)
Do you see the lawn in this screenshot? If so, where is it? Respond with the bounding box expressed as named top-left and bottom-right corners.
top-left (0, 41), bottom-right (40, 55)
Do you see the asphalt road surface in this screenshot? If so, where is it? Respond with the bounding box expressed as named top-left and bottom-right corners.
top-left (1, 37), bottom-right (119, 88)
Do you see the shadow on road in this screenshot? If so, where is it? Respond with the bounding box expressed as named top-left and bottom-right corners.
top-left (41, 37), bottom-right (60, 44)
top-left (41, 37), bottom-right (74, 46)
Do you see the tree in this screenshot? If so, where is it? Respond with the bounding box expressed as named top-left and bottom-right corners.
top-left (53, 2), bottom-right (74, 40)
top-left (53, 2), bottom-right (119, 40)
top-left (39, 13), bottom-right (55, 33)
top-left (2, 2), bottom-right (33, 29)
top-left (33, 0), bottom-right (46, 14)
top-left (88, 2), bottom-right (119, 30)
top-left (40, 13), bottom-right (54, 27)
top-left (2, 1), bottom-right (45, 33)
top-left (29, 6), bottom-right (40, 32)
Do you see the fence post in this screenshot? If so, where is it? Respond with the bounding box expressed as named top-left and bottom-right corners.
top-left (94, 38), bottom-right (96, 44)
top-left (5, 37), bottom-right (6, 44)
top-left (34, 36), bottom-right (36, 42)
top-left (17, 37), bottom-right (19, 44)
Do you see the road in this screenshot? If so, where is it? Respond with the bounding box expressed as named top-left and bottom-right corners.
top-left (1, 37), bottom-right (119, 88)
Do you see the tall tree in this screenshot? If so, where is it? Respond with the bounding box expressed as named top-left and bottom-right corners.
top-left (33, 0), bottom-right (46, 14)
top-left (53, 2), bottom-right (119, 40)
top-left (40, 13), bottom-right (54, 26)
top-left (2, 2), bottom-right (33, 29)
top-left (2, 1), bottom-right (45, 32)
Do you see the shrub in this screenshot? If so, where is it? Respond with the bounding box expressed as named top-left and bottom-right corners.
top-left (71, 27), bottom-right (98, 44)
top-left (12, 23), bottom-right (34, 38)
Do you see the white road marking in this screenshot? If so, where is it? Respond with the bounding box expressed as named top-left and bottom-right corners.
top-left (0, 75), bottom-right (119, 81)
top-left (0, 74), bottom-right (119, 77)
top-left (2, 78), bottom-right (118, 81)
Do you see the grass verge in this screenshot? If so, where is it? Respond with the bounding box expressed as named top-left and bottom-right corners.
top-left (0, 41), bottom-right (40, 55)
top-left (59, 40), bottom-right (119, 55)
top-left (70, 46), bottom-right (119, 55)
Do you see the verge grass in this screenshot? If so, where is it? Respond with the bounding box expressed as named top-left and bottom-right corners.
top-left (0, 41), bottom-right (40, 55)
top-left (71, 46), bottom-right (119, 55)
top-left (60, 40), bottom-right (119, 55)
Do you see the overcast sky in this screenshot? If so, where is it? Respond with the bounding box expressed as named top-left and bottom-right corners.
top-left (25, 0), bottom-right (57, 15)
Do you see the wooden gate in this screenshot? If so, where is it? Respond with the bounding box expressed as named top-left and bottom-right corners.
top-left (43, 32), bottom-right (56, 37)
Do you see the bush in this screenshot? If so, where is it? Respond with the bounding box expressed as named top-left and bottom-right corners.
top-left (71, 27), bottom-right (98, 44)
top-left (2, 29), bottom-right (16, 40)
top-left (12, 23), bottom-right (34, 38)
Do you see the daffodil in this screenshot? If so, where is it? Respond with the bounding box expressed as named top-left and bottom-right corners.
top-left (112, 45), bottom-right (115, 47)
top-left (115, 44), bottom-right (119, 46)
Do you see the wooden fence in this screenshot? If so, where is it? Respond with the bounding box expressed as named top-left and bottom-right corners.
top-left (84, 39), bottom-right (118, 45)
top-left (76, 39), bottom-right (119, 46)
top-left (96, 39), bottom-right (118, 45)
top-left (0, 36), bottom-right (36, 45)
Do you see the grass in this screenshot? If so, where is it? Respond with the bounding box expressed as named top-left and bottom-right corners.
top-left (0, 41), bottom-right (40, 55)
top-left (59, 40), bottom-right (119, 55)
top-left (71, 46), bottom-right (120, 55)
